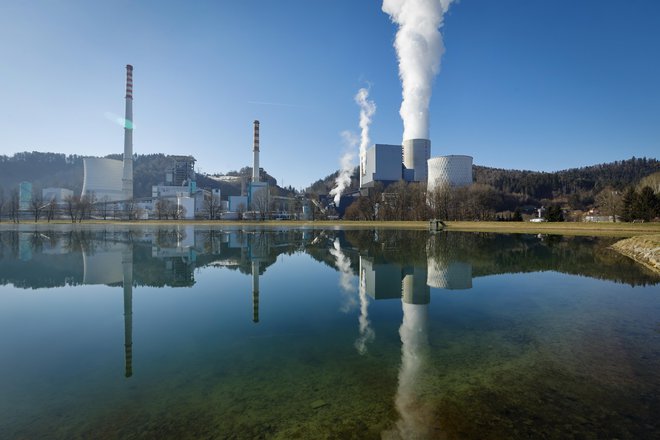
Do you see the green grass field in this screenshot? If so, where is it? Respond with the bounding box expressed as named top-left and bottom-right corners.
top-left (4, 219), bottom-right (660, 237)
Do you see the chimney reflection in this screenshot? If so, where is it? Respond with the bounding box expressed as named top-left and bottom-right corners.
top-left (122, 247), bottom-right (133, 378)
top-left (247, 232), bottom-right (269, 324)
top-left (252, 260), bottom-right (260, 323)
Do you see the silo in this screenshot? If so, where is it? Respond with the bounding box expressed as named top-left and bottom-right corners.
top-left (402, 139), bottom-right (431, 182)
top-left (427, 155), bottom-right (473, 191)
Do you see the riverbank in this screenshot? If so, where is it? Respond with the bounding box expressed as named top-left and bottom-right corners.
top-left (2, 220), bottom-right (660, 237)
top-left (610, 235), bottom-right (660, 275)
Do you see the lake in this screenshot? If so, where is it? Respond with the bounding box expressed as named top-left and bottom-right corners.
top-left (0, 225), bottom-right (659, 439)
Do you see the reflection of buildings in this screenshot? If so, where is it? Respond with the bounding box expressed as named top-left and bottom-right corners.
top-left (426, 234), bottom-right (473, 291)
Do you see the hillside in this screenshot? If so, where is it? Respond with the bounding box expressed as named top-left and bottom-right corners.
top-left (0, 152), bottom-right (289, 199)
top-left (307, 157), bottom-right (659, 201)
top-left (1, 152), bottom-right (657, 205)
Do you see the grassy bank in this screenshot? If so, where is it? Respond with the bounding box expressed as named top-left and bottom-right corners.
top-left (2, 219), bottom-right (660, 237)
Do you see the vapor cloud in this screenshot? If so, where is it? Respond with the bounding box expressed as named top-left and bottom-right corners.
top-left (329, 131), bottom-right (358, 205)
top-left (355, 88), bottom-right (376, 185)
top-left (382, 0), bottom-right (453, 140)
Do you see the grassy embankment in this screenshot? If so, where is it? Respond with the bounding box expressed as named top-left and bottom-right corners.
top-left (4, 219), bottom-right (660, 237)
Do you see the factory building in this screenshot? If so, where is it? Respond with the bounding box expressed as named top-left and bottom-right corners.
top-left (361, 144), bottom-right (404, 188)
top-left (360, 137), bottom-right (473, 193)
top-left (42, 187), bottom-right (74, 204)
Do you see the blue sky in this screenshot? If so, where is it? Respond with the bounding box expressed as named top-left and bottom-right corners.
top-left (1, 0), bottom-right (658, 189)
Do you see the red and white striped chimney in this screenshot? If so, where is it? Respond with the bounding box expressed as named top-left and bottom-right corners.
top-left (252, 120), bottom-right (260, 183)
top-left (122, 64), bottom-right (134, 200)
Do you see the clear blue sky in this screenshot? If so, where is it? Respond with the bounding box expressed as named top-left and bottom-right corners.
top-left (1, 0), bottom-right (658, 189)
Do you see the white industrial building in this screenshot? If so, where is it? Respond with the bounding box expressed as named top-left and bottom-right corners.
top-left (427, 155), bottom-right (473, 192)
top-left (360, 137), bottom-right (473, 193)
top-left (361, 144), bottom-right (404, 188)
top-left (42, 187), bottom-right (74, 204)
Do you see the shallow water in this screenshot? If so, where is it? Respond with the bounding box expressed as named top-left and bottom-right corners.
top-left (0, 225), bottom-right (659, 439)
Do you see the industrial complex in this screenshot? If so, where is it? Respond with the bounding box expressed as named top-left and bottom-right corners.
top-left (359, 138), bottom-right (473, 194)
top-left (13, 64), bottom-right (476, 221)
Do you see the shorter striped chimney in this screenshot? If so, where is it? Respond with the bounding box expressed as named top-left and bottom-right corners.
top-left (252, 120), bottom-right (260, 183)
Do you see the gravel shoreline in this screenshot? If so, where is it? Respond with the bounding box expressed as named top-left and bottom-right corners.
top-left (611, 234), bottom-right (660, 275)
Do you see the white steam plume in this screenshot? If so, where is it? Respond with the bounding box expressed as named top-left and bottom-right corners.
top-left (354, 268), bottom-right (375, 355)
top-left (329, 131), bottom-right (358, 205)
top-left (382, 0), bottom-right (453, 140)
top-left (355, 88), bottom-right (376, 187)
top-left (329, 238), bottom-right (358, 313)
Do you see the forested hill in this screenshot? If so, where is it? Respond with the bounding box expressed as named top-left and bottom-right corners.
top-left (1, 152), bottom-right (657, 202)
top-left (0, 152), bottom-right (280, 198)
top-left (306, 157), bottom-right (659, 200)
top-left (473, 157), bottom-right (659, 199)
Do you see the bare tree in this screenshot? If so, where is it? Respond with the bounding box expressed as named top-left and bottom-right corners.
top-left (155, 199), bottom-right (170, 220)
top-left (236, 202), bottom-right (246, 220)
top-left (77, 195), bottom-right (94, 222)
top-left (95, 195), bottom-right (111, 220)
top-left (9, 189), bottom-right (20, 223)
top-left (0, 188), bottom-right (5, 223)
top-left (30, 193), bottom-right (44, 222)
top-left (124, 199), bottom-right (138, 221)
top-left (251, 187), bottom-right (270, 220)
top-left (46, 198), bottom-right (57, 222)
top-left (64, 195), bottom-right (78, 223)
top-left (595, 187), bottom-right (623, 222)
top-left (204, 193), bottom-right (222, 220)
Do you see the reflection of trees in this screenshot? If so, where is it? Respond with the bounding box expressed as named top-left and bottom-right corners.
top-left (348, 230), bottom-right (659, 287)
top-left (1, 229), bottom-right (658, 290)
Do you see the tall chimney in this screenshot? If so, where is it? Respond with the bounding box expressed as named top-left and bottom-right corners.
top-left (252, 120), bottom-right (260, 183)
top-left (122, 65), bottom-right (134, 200)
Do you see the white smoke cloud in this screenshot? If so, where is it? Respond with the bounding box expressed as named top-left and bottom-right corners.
top-left (354, 268), bottom-right (375, 355)
top-left (355, 88), bottom-right (376, 185)
top-left (329, 131), bottom-right (358, 205)
top-left (329, 238), bottom-right (358, 313)
top-left (382, 0), bottom-right (453, 140)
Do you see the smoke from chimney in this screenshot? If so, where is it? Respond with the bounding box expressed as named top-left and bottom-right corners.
top-left (382, 0), bottom-right (453, 140)
top-left (329, 131), bottom-right (358, 206)
top-left (355, 88), bottom-right (376, 188)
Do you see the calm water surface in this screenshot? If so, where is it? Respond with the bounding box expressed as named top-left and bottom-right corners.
top-left (0, 225), bottom-right (659, 439)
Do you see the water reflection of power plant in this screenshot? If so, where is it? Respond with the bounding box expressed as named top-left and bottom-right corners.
top-left (359, 234), bottom-right (474, 302)
top-left (360, 235), bottom-right (473, 439)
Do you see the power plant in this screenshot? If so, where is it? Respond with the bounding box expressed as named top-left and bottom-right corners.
top-left (72, 62), bottom-right (473, 220)
top-left (81, 64), bottom-right (135, 203)
top-left (359, 137), bottom-right (473, 193)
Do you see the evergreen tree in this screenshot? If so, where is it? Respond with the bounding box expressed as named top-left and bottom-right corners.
top-left (513, 207), bottom-right (523, 221)
top-left (637, 186), bottom-right (657, 221)
top-left (545, 205), bottom-right (564, 222)
top-left (621, 187), bottom-right (637, 222)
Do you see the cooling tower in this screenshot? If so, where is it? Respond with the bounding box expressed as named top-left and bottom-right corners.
top-left (81, 158), bottom-right (125, 201)
top-left (402, 139), bottom-right (431, 182)
top-left (427, 155), bottom-right (473, 191)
